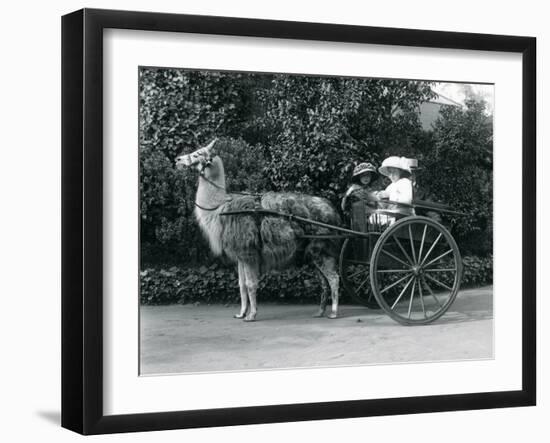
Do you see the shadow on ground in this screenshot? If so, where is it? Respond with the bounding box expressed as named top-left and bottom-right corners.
top-left (36, 410), bottom-right (60, 426)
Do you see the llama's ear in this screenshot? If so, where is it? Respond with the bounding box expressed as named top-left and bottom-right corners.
top-left (204, 138), bottom-right (218, 156)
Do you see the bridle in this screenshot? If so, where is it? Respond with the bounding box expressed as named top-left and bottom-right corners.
top-left (193, 161), bottom-right (262, 211)
top-left (198, 165), bottom-right (226, 191)
top-left (194, 165), bottom-right (228, 211)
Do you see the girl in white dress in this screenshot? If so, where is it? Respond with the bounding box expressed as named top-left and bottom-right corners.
top-left (372, 156), bottom-right (415, 225)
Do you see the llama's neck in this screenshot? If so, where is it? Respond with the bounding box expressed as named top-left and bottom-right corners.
top-left (195, 176), bottom-right (227, 209)
top-left (194, 156), bottom-right (227, 256)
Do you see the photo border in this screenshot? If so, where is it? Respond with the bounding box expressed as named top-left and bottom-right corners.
top-left (61, 8), bottom-right (536, 435)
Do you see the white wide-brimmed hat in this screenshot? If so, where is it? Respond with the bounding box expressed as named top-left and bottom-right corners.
top-left (379, 156), bottom-right (412, 177)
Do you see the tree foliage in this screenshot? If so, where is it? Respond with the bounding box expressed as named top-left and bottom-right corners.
top-left (421, 99), bottom-right (493, 255)
top-left (139, 67), bottom-right (492, 266)
top-left (256, 76), bottom-right (435, 201)
top-left (139, 69), bottom-right (268, 264)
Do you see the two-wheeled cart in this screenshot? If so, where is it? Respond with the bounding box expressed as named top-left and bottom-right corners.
top-left (221, 164), bottom-right (464, 325)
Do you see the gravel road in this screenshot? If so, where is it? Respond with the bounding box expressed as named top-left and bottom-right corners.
top-left (140, 286), bottom-right (493, 375)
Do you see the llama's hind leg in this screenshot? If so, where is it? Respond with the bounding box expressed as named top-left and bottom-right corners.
top-left (243, 262), bottom-right (260, 322)
top-left (234, 262), bottom-right (249, 319)
top-left (312, 265), bottom-right (329, 317)
top-left (318, 256), bottom-right (340, 319)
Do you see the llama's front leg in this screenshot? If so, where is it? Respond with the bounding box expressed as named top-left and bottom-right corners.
top-left (243, 262), bottom-right (259, 322)
top-left (320, 256), bottom-right (340, 319)
top-left (234, 262), bottom-right (249, 319)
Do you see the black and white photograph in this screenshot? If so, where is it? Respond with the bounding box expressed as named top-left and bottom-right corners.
top-left (138, 68), bottom-right (494, 375)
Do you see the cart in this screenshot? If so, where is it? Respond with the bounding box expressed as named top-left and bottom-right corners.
top-left (338, 200), bottom-right (463, 325)
top-left (221, 163), bottom-right (464, 326)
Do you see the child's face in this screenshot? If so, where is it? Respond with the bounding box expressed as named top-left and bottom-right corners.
top-left (359, 173), bottom-right (372, 185)
top-left (386, 167), bottom-right (402, 182)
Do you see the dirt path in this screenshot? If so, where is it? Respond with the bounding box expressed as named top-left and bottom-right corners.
top-left (140, 286), bottom-right (493, 375)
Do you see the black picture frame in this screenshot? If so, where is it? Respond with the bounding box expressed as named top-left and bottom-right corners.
top-left (61, 8), bottom-right (536, 435)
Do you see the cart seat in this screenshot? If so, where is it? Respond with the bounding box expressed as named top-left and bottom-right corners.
top-left (351, 201), bottom-right (413, 233)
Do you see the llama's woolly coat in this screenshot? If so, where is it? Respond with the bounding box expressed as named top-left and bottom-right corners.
top-left (196, 191), bottom-right (341, 272)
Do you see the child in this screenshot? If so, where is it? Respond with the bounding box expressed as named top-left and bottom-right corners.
top-left (373, 156), bottom-right (414, 224)
top-left (341, 162), bottom-right (378, 214)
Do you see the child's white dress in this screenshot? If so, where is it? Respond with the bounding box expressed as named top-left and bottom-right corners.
top-left (369, 177), bottom-right (414, 227)
top-left (385, 178), bottom-right (414, 213)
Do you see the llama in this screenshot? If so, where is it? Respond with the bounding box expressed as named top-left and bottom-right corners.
top-left (176, 139), bottom-right (341, 322)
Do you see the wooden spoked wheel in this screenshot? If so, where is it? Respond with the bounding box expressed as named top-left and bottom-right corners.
top-left (369, 216), bottom-right (463, 325)
top-left (339, 236), bottom-right (381, 309)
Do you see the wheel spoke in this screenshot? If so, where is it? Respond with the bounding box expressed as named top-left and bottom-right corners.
top-left (423, 249), bottom-right (454, 269)
top-left (418, 225), bottom-right (428, 264)
top-left (347, 267), bottom-right (369, 279)
top-left (379, 272), bottom-right (413, 294)
top-left (418, 233), bottom-right (442, 267)
top-left (391, 276), bottom-right (415, 310)
top-left (392, 235), bottom-right (414, 265)
top-left (424, 268), bottom-right (457, 273)
top-left (408, 224), bottom-right (417, 264)
top-left (355, 275), bottom-right (370, 293)
top-left (376, 269), bottom-right (412, 273)
top-left (407, 278), bottom-right (417, 319)
top-left (346, 258), bottom-right (370, 266)
top-left (425, 273), bottom-right (453, 291)
top-left (418, 278), bottom-right (426, 318)
top-left (422, 277), bottom-right (442, 308)
top-left (381, 248), bottom-right (411, 268)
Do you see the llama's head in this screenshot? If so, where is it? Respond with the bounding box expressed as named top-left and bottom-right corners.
top-left (175, 138), bottom-right (224, 181)
top-left (175, 138), bottom-right (218, 169)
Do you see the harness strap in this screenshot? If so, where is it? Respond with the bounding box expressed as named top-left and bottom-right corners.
top-left (199, 170), bottom-right (226, 191)
top-left (199, 169), bottom-right (262, 197)
top-left (195, 166), bottom-right (263, 210)
top-left (194, 201), bottom-right (224, 211)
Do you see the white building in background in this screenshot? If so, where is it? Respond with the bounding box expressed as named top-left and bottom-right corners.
top-left (418, 93), bottom-right (462, 131)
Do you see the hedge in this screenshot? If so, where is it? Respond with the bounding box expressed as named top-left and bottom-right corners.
top-left (140, 255), bottom-right (493, 305)
top-left (140, 68), bottom-right (493, 265)
top-left (461, 255), bottom-right (494, 287)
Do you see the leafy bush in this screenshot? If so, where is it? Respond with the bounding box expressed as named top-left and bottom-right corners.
top-left (140, 264), bottom-right (325, 306)
top-left (140, 265), bottom-right (238, 305)
top-left (462, 255), bottom-right (493, 287)
top-left (139, 67), bottom-right (267, 266)
top-left (418, 255), bottom-right (493, 290)
top-left (140, 256), bottom-right (493, 306)
top-left (256, 77), bottom-right (435, 203)
top-left (139, 67), bottom-right (492, 265)
top-left (140, 136), bottom-right (268, 265)
top-left (422, 99), bottom-right (493, 256)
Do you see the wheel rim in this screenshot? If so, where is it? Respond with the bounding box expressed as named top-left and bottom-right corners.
top-left (369, 216), bottom-right (463, 325)
top-left (339, 237), bottom-right (381, 308)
